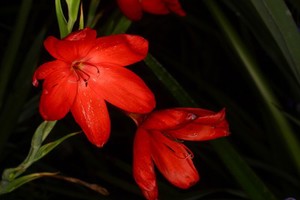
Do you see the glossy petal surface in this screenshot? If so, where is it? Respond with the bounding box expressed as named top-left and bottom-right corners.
top-left (33, 28), bottom-right (153, 147)
top-left (141, 109), bottom-right (195, 130)
top-left (71, 81), bottom-right (110, 147)
top-left (150, 130), bottom-right (199, 189)
top-left (44, 28), bottom-right (97, 62)
top-left (37, 61), bottom-right (77, 120)
top-left (131, 107), bottom-right (229, 199)
top-left (87, 34), bottom-right (148, 67)
top-left (133, 129), bottom-right (158, 200)
top-left (166, 108), bottom-right (230, 141)
top-left (90, 65), bottom-right (155, 113)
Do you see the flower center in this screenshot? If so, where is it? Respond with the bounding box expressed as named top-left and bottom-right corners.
top-left (72, 61), bottom-right (99, 86)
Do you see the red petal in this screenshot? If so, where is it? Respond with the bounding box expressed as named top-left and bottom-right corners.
top-left (89, 65), bottom-right (155, 113)
top-left (163, 0), bottom-right (186, 16)
top-left (117, 0), bottom-right (143, 21)
top-left (150, 131), bottom-right (199, 189)
top-left (141, 0), bottom-right (170, 15)
top-left (141, 109), bottom-right (193, 130)
top-left (44, 28), bottom-right (96, 62)
top-left (38, 65), bottom-right (77, 120)
top-left (33, 60), bottom-right (70, 86)
top-left (166, 121), bottom-right (230, 141)
top-left (133, 129), bottom-right (158, 200)
top-left (86, 34), bottom-right (148, 67)
top-left (70, 81), bottom-right (110, 147)
top-left (166, 109), bottom-right (230, 141)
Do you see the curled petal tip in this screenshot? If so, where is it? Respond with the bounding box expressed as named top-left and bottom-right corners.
top-left (32, 79), bottom-right (39, 87)
top-left (32, 73), bottom-right (39, 87)
top-left (95, 142), bottom-right (105, 148)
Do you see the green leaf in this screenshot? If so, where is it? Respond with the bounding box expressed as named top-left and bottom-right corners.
top-left (101, 10), bottom-right (131, 35)
top-left (86, 0), bottom-right (101, 28)
top-left (249, 0), bottom-right (300, 85)
top-left (55, 0), bottom-right (68, 38)
top-left (32, 121), bottom-right (57, 145)
top-left (0, 122), bottom-right (78, 192)
top-left (111, 15), bottom-right (132, 34)
top-left (33, 131), bottom-right (80, 162)
top-left (144, 54), bottom-right (196, 106)
top-left (1, 121), bottom-right (57, 181)
top-left (66, 0), bottom-right (80, 32)
top-left (211, 139), bottom-right (278, 200)
top-left (0, 172), bottom-right (58, 195)
top-left (79, 3), bottom-right (84, 30)
top-left (204, 0), bottom-right (300, 175)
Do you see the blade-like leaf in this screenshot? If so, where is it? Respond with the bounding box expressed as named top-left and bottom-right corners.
top-left (55, 0), bottom-right (68, 38)
top-left (33, 131), bottom-right (80, 162)
top-left (1, 121), bottom-right (57, 181)
top-left (79, 3), bottom-right (84, 30)
top-left (204, 0), bottom-right (300, 175)
top-left (86, 0), bottom-right (101, 28)
top-left (211, 139), bottom-right (278, 200)
top-left (111, 15), bottom-right (132, 34)
top-left (66, 0), bottom-right (80, 32)
top-left (32, 121), bottom-right (57, 144)
top-left (144, 54), bottom-right (196, 106)
top-left (249, 0), bottom-right (300, 85)
top-left (0, 172), bottom-right (58, 194)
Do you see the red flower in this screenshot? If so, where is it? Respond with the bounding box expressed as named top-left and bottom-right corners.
top-left (117, 0), bottom-right (186, 21)
top-left (129, 108), bottom-right (229, 200)
top-left (33, 28), bottom-right (155, 147)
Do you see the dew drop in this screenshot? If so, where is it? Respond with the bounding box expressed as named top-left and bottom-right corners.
top-left (186, 113), bottom-right (196, 120)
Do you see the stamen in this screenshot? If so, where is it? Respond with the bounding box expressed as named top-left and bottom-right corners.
top-left (84, 62), bottom-right (100, 74)
top-left (71, 61), bottom-right (100, 86)
top-left (162, 131), bottom-right (183, 143)
top-left (163, 142), bottom-right (194, 160)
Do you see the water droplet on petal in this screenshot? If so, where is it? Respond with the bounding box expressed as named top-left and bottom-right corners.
top-left (190, 132), bottom-right (199, 137)
top-left (186, 113), bottom-right (197, 121)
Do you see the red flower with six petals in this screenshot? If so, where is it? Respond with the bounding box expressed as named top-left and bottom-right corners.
top-left (117, 0), bottom-right (186, 21)
top-left (33, 28), bottom-right (155, 147)
top-left (129, 108), bottom-right (229, 200)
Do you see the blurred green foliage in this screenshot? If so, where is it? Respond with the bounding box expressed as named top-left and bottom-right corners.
top-left (0, 0), bottom-right (299, 199)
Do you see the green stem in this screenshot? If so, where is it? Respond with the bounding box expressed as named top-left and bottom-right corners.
top-left (204, 0), bottom-right (300, 174)
top-left (2, 121), bottom-right (56, 181)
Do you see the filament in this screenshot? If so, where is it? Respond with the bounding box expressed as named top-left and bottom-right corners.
top-left (71, 61), bottom-right (100, 86)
